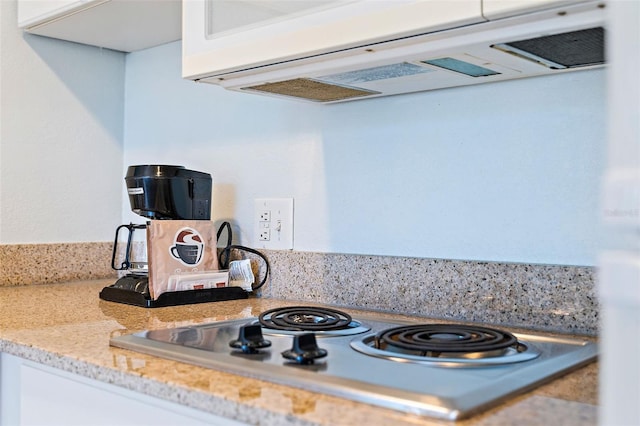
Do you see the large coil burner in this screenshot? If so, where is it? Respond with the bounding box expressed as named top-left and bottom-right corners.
top-left (351, 323), bottom-right (541, 366)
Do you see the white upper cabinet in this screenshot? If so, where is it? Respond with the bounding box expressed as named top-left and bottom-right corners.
top-left (182, 0), bottom-right (485, 80)
top-left (482, 0), bottom-right (592, 19)
top-left (181, 0), bottom-right (605, 104)
top-left (18, 0), bottom-right (181, 52)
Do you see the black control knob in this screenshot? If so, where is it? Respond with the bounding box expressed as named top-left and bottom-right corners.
top-left (229, 324), bottom-right (271, 354)
top-left (281, 333), bottom-right (327, 364)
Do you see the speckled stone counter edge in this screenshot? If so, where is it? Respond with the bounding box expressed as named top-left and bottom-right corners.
top-left (0, 342), bottom-right (315, 426)
top-left (0, 242), bottom-right (116, 286)
top-left (254, 251), bottom-right (598, 336)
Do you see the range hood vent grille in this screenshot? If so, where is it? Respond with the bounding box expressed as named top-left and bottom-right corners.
top-left (243, 78), bottom-right (379, 102)
top-left (493, 27), bottom-right (605, 69)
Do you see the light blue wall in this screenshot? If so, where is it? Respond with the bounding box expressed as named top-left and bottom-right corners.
top-left (123, 41), bottom-right (605, 266)
top-left (0, 0), bottom-right (125, 244)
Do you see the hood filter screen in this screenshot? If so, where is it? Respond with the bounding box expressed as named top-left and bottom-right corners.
top-left (494, 27), bottom-right (604, 69)
top-left (242, 78), bottom-right (379, 102)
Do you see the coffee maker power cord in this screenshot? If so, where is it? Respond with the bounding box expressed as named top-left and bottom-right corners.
top-left (216, 221), bottom-right (270, 291)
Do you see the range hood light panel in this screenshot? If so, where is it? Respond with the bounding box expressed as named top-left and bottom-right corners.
top-left (422, 57), bottom-right (501, 77)
top-left (319, 62), bottom-right (434, 85)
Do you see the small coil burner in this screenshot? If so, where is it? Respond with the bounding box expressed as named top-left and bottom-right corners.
top-left (351, 323), bottom-right (541, 366)
top-left (256, 306), bottom-right (370, 337)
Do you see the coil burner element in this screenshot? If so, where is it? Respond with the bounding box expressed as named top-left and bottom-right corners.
top-left (257, 306), bottom-right (370, 337)
top-left (351, 323), bottom-right (541, 366)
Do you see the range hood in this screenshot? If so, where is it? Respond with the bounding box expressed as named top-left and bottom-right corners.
top-left (183, 1), bottom-right (606, 103)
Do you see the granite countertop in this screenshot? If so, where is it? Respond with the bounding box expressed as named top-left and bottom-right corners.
top-left (0, 279), bottom-right (598, 426)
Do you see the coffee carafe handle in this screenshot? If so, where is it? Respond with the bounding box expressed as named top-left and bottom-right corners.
top-left (111, 223), bottom-right (146, 270)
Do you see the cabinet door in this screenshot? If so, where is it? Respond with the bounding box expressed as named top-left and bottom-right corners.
top-left (1, 353), bottom-right (247, 426)
top-left (0, 353), bottom-right (21, 426)
top-left (183, 0), bottom-right (484, 79)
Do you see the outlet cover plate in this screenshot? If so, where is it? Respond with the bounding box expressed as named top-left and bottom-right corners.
top-left (254, 198), bottom-right (294, 250)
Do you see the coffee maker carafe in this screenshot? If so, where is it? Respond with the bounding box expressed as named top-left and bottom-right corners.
top-left (110, 223), bottom-right (148, 291)
top-left (108, 165), bottom-right (213, 298)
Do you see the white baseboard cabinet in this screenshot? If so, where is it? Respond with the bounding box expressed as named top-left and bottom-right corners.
top-left (0, 353), bottom-right (247, 426)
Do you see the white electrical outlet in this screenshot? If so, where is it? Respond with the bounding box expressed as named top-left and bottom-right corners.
top-left (259, 229), bottom-right (270, 241)
top-left (259, 211), bottom-right (271, 222)
top-left (254, 198), bottom-right (294, 250)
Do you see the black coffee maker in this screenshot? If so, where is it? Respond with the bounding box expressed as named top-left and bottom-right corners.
top-left (112, 164), bottom-right (212, 286)
top-left (124, 164), bottom-right (212, 221)
top-left (100, 165), bottom-right (246, 307)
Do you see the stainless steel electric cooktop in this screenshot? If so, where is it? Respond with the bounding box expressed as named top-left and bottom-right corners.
top-left (110, 306), bottom-right (597, 421)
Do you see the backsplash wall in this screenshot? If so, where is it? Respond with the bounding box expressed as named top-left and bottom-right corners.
top-left (123, 41), bottom-right (606, 267)
top-left (0, 240), bottom-right (596, 335)
top-left (257, 250), bottom-right (597, 335)
top-left (0, 242), bottom-right (115, 286)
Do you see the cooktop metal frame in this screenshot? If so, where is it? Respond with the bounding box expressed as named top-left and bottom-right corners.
top-left (110, 316), bottom-right (597, 421)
